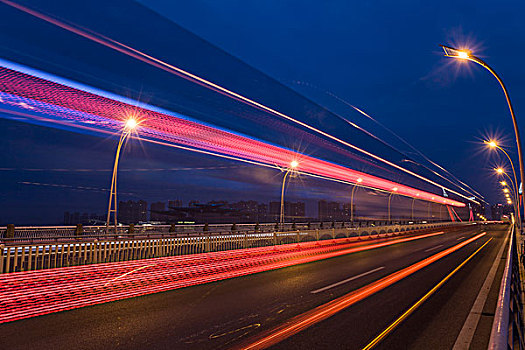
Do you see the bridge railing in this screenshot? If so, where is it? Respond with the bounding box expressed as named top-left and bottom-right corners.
top-left (0, 219), bottom-right (453, 244)
top-left (0, 221), bottom-right (470, 274)
top-left (489, 224), bottom-right (525, 350)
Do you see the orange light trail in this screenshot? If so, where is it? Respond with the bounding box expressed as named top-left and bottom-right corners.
top-left (0, 229), bottom-right (449, 323)
top-left (238, 232), bottom-right (487, 350)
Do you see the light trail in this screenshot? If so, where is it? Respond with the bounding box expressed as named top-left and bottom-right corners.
top-left (0, 62), bottom-right (464, 206)
top-left (348, 103), bottom-right (485, 202)
top-left (237, 232), bottom-right (487, 350)
top-left (362, 237), bottom-right (492, 349)
top-left (0, 0), bottom-right (479, 204)
top-left (0, 229), bottom-right (447, 323)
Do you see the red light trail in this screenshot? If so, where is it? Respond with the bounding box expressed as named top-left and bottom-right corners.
top-left (0, 0), bottom-right (479, 205)
top-left (238, 232), bottom-right (487, 350)
top-left (0, 0), bottom-right (484, 206)
top-left (0, 230), bottom-right (446, 323)
top-left (0, 63), bottom-right (464, 207)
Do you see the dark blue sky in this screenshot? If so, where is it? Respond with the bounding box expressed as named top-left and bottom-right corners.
top-left (1, 0), bottom-right (524, 224)
top-left (142, 0), bottom-right (523, 181)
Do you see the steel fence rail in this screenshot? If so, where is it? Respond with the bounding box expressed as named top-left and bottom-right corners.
top-left (0, 219), bottom-right (458, 244)
top-left (0, 222), bottom-right (471, 274)
top-left (489, 224), bottom-right (525, 350)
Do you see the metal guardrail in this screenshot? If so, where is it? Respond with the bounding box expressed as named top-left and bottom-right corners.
top-left (489, 224), bottom-right (525, 350)
top-left (0, 222), bottom-right (469, 274)
top-left (0, 220), bottom-right (448, 244)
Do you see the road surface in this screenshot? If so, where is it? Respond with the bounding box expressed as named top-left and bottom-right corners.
top-left (0, 224), bottom-right (508, 349)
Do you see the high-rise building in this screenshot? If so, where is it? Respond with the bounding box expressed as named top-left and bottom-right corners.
top-left (150, 202), bottom-right (167, 221)
top-left (168, 199), bottom-right (183, 208)
top-left (269, 201), bottom-right (305, 221)
top-left (318, 200), bottom-right (340, 221)
top-left (318, 200), bottom-right (351, 221)
top-left (119, 200), bottom-right (148, 223)
top-left (64, 212), bottom-right (104, 225)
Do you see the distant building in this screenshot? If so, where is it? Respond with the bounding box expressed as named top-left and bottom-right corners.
top-left (318, 200), bottom-right (352, 221)
top-left (168, 200), bottom-right (183, 208)
top-left (188, 200), bottom-right (200, 207)
top-left (269, 201), bottom-right (305, 221)
top-left (119, 200), bottom-right (148, 224)
top-left (150, 202), bottom-right (167, 222)
top-left (63, 212), bottom-right (104, 225)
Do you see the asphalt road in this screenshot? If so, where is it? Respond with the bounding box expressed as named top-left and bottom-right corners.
top-left (0, 224), bottom-right (508, 350)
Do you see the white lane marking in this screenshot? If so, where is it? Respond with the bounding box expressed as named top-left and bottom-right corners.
top-left (457, 236), bottom-right (466, 241)
top-left (424, 244), bottom-right (443, 252)
top-left (310, 266), bottom-right (385, 294)
top-left (452, 229), bottom-right (509, 349)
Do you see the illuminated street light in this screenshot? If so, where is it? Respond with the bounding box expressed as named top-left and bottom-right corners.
top-left (486, 139), bottom-right (520, 198)
top-left (387, 187), bottom-right (398, 222)
top-left (280, 160), bottom-right (299, 230)
top-left (442, 44), bottom-right (525, 226)
top-left (351, 178), bottom-right (363, 223)
top-left (501, 181), bottom-right (507, 186)
top-left (495, 167), bottom-right (519, 210)
top-left (125, 118), bottom-right (138, 129)
top-left (106, 118), bottom-right (139, 233)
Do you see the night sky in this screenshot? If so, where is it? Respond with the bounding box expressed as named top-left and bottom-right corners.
top-left (1, 0), bottom-right (524, 224)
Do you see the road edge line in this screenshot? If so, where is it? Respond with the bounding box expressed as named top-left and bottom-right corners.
top-left (362, 237), bottom-right (492, 350)
top-left (452, 226), bottom-right (510, 349)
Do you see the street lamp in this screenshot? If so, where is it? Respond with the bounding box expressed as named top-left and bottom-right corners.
top-left (106, 118), bottom-right (139, 233)
top-left (495, 167), bottom-right (519, 204)
top-left (387, 187), bottom-right (398, 222)
top-left (279, 160), bottom-right (299, 230)
top-left (485, 140), bottom-right (519, 202)
top-left (428, 197), bottom-right (436, 221)
top-left (441, 44), bottom-right (525, 225)
top-left (351, 177), bottom-right (363, 223)
top-left (499, 175), bottom-right (520, 222)
top-left (489, 143), bottom-right (522, 226)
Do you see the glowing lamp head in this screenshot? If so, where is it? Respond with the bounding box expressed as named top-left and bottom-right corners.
top-left (496, 168), bottom-right (504, 174)
top-left (501, 181), bottom-right (507, 186)
top-left (357, 178), bottom-right (363, 183)
top-left (503, 188), bottom-right (509, 193)
top-left (441, 45), bottom-right (472, 61)
top-left (290, 160), bottom-right (299, 169)
top-left (392, 187), bottom-right (398, 192)
top-left (487, 140), bottom-right (498, 148)
top-left (457, 51), bottom-right (469, 59)
top-left (125, 118), bottom-right (138, 130)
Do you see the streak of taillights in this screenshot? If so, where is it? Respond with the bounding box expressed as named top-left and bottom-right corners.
top-left (238, 232), bottom-right (487, 350)
top-left (0, 230), bottom-right (444, 323)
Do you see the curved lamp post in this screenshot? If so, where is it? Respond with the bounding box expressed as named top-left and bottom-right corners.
top-left (387, 187), bottom-right (398, 222)
top-left (441, 45), bottom-right (525, 226)
top-left (280, 160), bottom-right (299, 230)
top-left (496, 167), bottom-right (521, 228)
top-left (486, 140), bottom-right (519, 196)
top-left (487, 140), bottom-right (521, 223)
top-left (496, 167), bottom-right (519, 206)
top-left (351, 177), bottom-right (363, 223)
top-left (106, 118), bottom-right (138, 233)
